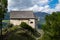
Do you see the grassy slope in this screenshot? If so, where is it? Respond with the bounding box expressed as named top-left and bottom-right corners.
top-left (2, 20), bottom-right (10, 23)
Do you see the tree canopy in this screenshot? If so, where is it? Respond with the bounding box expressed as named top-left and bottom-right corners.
top-left (0, 0), bottom-right (7, 18)
top-left (0, 0), bottom-right (7, 40)
top-left (39, 12), bottom-right (60, 40)
top-left (2, 22), bottom-right (40, 40)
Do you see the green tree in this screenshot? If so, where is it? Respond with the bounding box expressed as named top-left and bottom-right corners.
top-left (0, 0), bottom-right (7, 19)
top-left (2, 22), bottom-right (40, 40)
top-left (39, 12), bottom-right (60, 40)
top-left (0, 0), bottom-right (7, 39)
top-left (20, 22), bottom-right (40, 37)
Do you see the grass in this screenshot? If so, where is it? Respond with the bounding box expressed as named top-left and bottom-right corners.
top-left (2, 20), bottom-right (10, 23)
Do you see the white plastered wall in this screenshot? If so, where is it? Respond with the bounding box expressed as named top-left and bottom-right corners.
top-left (10, 19), bottom-right (36, 28)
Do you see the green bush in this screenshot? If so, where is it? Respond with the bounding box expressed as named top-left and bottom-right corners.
top-left (20, 22), bottom-right (40, 37)
top-left (7, 23), bottom-right (13, 28)
top-left (2, 22), bottom-right (40, 40)
top-left (7, 31), bottom-right (36, 40)
top-left (20, 22), bottom-right (34, 31)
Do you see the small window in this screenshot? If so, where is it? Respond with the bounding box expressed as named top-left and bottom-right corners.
top-left (30, 22), bottom-right (33, 23)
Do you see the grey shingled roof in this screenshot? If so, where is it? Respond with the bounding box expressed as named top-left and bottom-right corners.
top-left (10, 11), bottom-right (35, 19)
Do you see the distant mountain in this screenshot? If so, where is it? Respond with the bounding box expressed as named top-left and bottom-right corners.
top-left (34, 12), bottom-right (49, 24)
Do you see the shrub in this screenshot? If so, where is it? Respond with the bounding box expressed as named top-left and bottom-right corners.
top-left (20, 22), bottom-right (40, 37)
top-left (7, 23), bottom-right (13, 28)
top-left (20, 22), bottom-right (34, 32)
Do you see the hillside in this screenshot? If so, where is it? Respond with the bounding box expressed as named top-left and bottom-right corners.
top-left (34, 12), bottom-right (49, 24)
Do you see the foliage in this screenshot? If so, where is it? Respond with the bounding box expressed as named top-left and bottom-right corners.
top-left (7, 23), bottom-right (13, 28)
top-left (0, 0), bottom-right (7, 40)
top-left (7, 29), bottom-right (36, 40)
top-left (2, 22), bottom-right (40, 40)
top-left (39, 12), bottom-right (60, 40)
top-left (20, 22), bottom-right (40, 37)
top-left (20, 22), bottom-right (35, 32)
top-left (0, 0), bottom-right (7, 18)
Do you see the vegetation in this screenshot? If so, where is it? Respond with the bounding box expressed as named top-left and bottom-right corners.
top-left (0, 0), bottom-right (7, 19)
top-left (39, 12), bottom-right (60, 40)
top-left (2, 22), bottom-right (40, 40)
top-left (0, 0), bottom-right (7, 40)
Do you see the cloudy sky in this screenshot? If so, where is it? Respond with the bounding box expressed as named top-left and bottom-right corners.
top-left (8, 0), bottom-right (60, 13)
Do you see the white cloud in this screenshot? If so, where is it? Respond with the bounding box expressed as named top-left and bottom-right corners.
top-left (59, 0), bottom-right (60, 3)
top-left (8, 0), bottom-right (50, 11)
top-left (22, 5), bottom-right (44, 12)
top-left (8, 0), bottom-right (60, 14)
top-left (32, 0), bottom-right (49, 5)
top-left (22, 5), bottom-right (51, 13)
top-left (55, 3), bottom-right (60, 11)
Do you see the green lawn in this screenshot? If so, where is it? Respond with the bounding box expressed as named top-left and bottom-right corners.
top-left (2, 20), bottom-right (10, 23)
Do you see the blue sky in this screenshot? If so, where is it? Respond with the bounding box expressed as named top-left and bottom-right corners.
top-left (8, 0), bottom-right (60, 13)
top-left (49, 0), bottom-right (58, 8)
